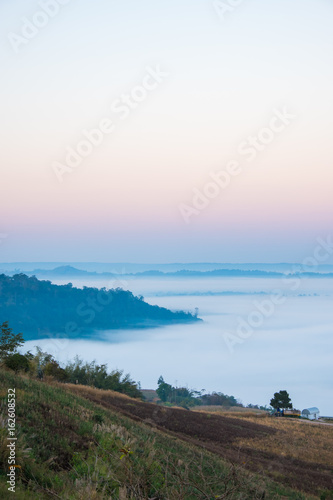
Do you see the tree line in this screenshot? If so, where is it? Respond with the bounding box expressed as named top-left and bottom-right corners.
top-left (0, 321), bottom-right (293, 410)
top-left (0, 321), bottom-right (142, 398)
top-left (156, 376), bottom-right (252, 409)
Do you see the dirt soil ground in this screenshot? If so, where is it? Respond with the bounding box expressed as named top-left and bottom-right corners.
top-left (65, 385), bottom-right (333, 496)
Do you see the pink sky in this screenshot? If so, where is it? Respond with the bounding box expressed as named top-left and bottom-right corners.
top-left (1, 0), bottom-right (333, 262)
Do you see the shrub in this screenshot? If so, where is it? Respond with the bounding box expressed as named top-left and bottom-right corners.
top-left (43, 360), bottom-right (69, 382)
top-left (5, 353), bottom-right (30, 373)
top-left (0, 322), bottom-right (24, 361)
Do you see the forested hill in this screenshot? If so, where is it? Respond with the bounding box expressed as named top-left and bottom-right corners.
top-left (0, 274), bottom-right (199, 340)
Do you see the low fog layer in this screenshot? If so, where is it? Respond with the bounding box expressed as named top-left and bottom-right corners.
top-left (22, 276), bottom-right (333, 415)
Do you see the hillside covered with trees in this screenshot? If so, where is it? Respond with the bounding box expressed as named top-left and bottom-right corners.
top-left (0, 274), bottom-right (199, 339)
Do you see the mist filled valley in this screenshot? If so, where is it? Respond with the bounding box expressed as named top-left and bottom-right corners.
top-left (2, 2), bottom-right (333, 497)
top-left (12, 269), bottom-right (332, 416)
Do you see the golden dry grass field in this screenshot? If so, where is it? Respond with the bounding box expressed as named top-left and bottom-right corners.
top-left (194, 408), bottom-right (333, 468)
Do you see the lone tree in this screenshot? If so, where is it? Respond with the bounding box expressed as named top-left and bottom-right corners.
top-left (5, 353), bottom-right (30, 373)
top-left (156, 376), bottom-right (173, 402)
top-left (0, 322), bottom-right (24, 361)
top-left (270, 390), bottom-right (292, 410)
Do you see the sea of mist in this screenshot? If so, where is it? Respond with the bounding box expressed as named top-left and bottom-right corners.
top-left (23, 275), bottom-right (333, 415)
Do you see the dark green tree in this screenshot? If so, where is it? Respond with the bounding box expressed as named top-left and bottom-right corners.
top-left (44, 359), bottom-right (69, 382)
top-left (156, 377), bottom-right (200, 407)
top-left (5, 353), bottom-right (30, 373)
top-left (270, 390), bottom-right (292, 410)
top-left (201, 392), bottom-right (240, 407)
top-left (156, 376), bottom-right (173, 402)
top-left (0, 322), bottom-right (24, 361)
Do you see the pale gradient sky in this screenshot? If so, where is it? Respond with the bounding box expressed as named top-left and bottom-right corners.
top-left (1, 0), bottom-right (333, 262)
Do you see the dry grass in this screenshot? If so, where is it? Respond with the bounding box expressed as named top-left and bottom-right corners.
top-left (229, 414), bottom-right (333, 467)
top-left (3, 371), bottom-right (301, 499)
top-left (52, 386), bottom-right (333, 471)
top-left (59, 382), bottom-right (136, 400)
top-left (194, 406), bottom-right (268, 417)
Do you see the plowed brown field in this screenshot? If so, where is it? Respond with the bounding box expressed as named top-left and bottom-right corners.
top-left (65, 385), bottom-right (333, 496)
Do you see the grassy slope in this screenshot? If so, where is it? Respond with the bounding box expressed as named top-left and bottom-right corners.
top-left (0, 369), bottom-right (322, 499)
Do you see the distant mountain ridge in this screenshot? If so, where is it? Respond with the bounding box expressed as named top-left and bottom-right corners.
top-left (2, 262), bottom-right (333, 274)
top-left (31, 265), bottom-right (94, 276)
top-left (20, 265), bottom-right (333, 279)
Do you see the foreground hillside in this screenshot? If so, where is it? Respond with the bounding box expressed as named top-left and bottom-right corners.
top-left (0, 274), bottom-right (198, 339)
top-left (1, 370), bottom-right (332, 499)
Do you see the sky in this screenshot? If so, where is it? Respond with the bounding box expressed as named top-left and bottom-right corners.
top-left (1, 0), bottom-right (333, 263)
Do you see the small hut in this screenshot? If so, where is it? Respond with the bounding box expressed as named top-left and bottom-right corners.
top-left (301, 407), bottom-right (320, 420)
